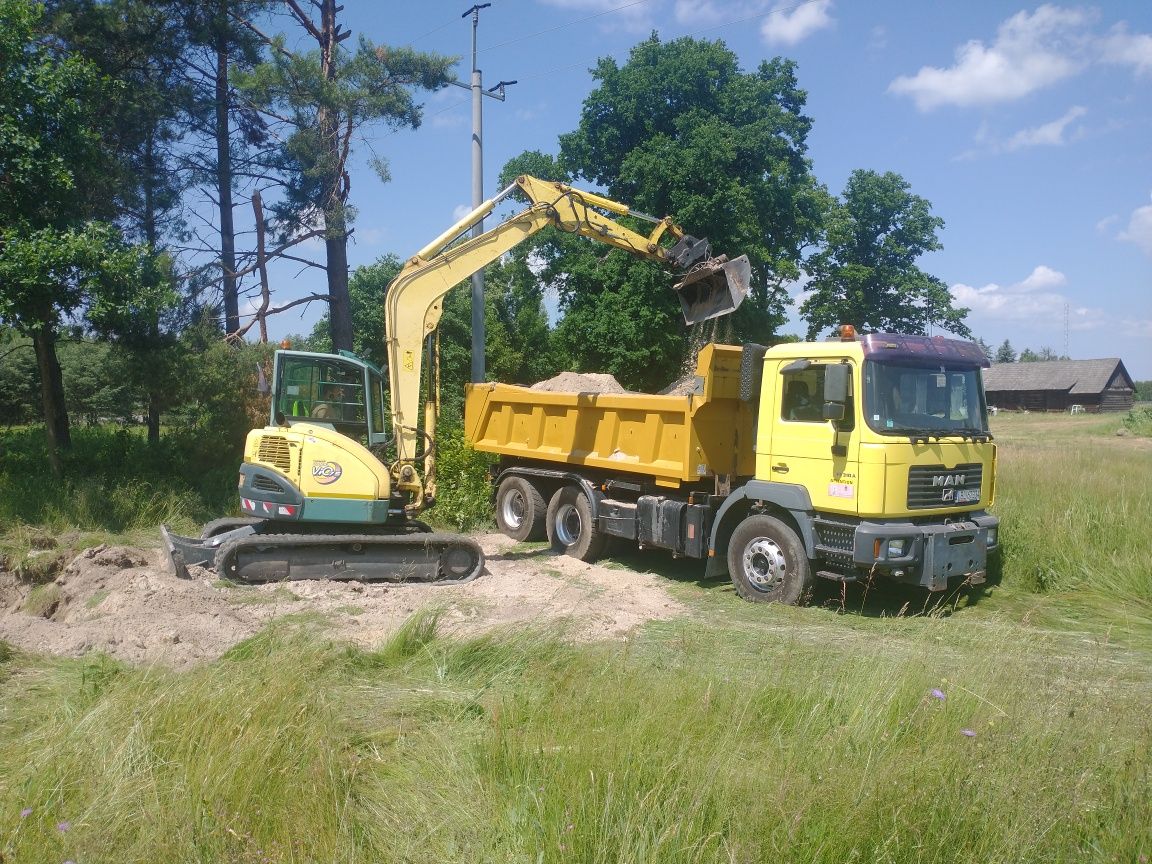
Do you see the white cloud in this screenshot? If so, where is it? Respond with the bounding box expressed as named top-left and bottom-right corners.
top-left (950, 264), bottom-right (1103, 332)
top-left (889, 5), bottom-right (1092, 110)
top-left (538, 0), bottom-right (654, 34)
top-left (1118, 201), bottom-right (1152, 257)
top-left (760, 0), bottom-right (834, 46)
top-left (1004, 105), bottom-right (1087, 151)
top-left (1100, 23), bottom-right (1152, 75)
top-left (672, 0), bottom-right (834, 45)
top-left (1095, 214), bottom-right (1120, 234)
top-left (1015, 264), bottom-right (1067, 292)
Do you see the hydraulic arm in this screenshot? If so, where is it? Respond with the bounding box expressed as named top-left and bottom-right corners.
top-left (384, 175), bottom-right (750, 504)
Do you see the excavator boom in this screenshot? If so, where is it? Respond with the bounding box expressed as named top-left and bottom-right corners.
top-left (385, 176), bottom-right (750, 481)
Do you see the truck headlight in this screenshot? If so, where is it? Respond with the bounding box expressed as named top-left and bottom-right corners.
top-left (986, 527), bottom-right (998, 547)
top-left (888, 538), bottom-right (907, 556)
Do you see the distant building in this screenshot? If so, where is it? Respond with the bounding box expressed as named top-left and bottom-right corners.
top-left (982, 358), bottom-right (1135, 413)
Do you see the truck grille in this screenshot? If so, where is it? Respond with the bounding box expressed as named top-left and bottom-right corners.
top-left (907, 464), bottom-right (982, 510)
top-left (256, 435), bottom-right (292, 474)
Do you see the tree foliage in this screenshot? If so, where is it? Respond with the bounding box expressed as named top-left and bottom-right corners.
top-left (994, 339), bottom-right (1016, 364)
top-left (537, 35), bottom-right (827, 389)
top-left (0, 0), bottom-right (165, 467)
top-left (236, 3), bottom-right (455, 350)
top-left (800, 170), bottom-right (969, 339)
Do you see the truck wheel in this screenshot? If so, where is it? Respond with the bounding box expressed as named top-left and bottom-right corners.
top-left (495, 476), bottom-right (547, 542)
top-left (727, 514), bottom-right (812, 604)
top-left (547, 486), bottom-right (607, 562)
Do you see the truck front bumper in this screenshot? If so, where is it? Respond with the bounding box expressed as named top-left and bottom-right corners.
top-left (852, 513), bottom-right (999, 591)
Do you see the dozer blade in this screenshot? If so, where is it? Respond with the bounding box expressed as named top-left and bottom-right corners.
top-left (160, 523), bottom-right (257, 580)
top-left (673, 254), bottom-right (751, 325)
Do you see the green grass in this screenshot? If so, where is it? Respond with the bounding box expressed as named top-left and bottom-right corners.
top-left (1, 412), bottom-right (1150, 861)
top-left (0, 614), bottom-right (1147, 862)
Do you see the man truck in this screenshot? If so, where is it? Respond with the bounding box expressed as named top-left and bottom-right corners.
top-left (465, 327), bottom-right (998, 603)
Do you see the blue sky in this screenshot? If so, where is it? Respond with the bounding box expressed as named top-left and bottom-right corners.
top-left (253, 1), bottom-right (1152, 379)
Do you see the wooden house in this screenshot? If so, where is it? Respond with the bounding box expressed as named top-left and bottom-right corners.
top-left (982, 358), bottom-right (1135, 413)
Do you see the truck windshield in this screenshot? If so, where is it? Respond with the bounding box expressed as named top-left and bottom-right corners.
top-left (863, 360), bottom-right (989, 437)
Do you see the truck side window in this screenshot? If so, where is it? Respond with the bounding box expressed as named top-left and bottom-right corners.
top-left (780, 366), bottom-right (855, 429)
top-left (781, 369), bottom-right (823, 422)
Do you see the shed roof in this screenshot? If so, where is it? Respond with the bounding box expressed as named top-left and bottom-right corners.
top-left (982, 358), bottom-right (1132, 395)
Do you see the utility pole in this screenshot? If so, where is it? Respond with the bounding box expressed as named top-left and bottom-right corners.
top-left (451, 4), bottom-right (515, 383)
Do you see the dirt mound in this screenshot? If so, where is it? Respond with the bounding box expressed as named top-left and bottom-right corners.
top-left (0, 535), bottom-right (686, 668)
top-left (530, 372), bottom-right (627, 393)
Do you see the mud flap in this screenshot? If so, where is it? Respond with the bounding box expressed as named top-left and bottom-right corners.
top-left (673, 254), bottom-right (751, 324)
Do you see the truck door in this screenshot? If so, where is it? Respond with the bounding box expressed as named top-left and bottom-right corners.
top-left (761, 359), bottom-right (860, 515)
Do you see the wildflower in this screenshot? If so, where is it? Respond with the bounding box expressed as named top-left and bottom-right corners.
top-left (960, 729), bottom-right (976, 737)
top-left (931, 689), bottom-right (946, 700)
top-left (57, 820), bottom-right (71, 832)
top-left (20, 807), bottom-right (33, 819)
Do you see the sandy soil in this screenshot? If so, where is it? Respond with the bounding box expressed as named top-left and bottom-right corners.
top-left (529, 372), bottom-right (628, 393)
top-left (0, 534), bottom-right (687, 669)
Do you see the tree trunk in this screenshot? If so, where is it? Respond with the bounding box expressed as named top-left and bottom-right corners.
top-left (31, 325), bottom-right (70, 476)
top-left (142, 130), bottom-right (162, 445)
top-left (325, 215), bottom-right (352, 350)
top-left (318, 0), bottom-right (353, 352)
top-left (215, 1), bottom-right (239, 337)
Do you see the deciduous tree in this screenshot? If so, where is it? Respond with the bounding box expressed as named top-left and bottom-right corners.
top-left (550, 35), bottom-right (828, 389)
top-left (800, 170), bottom-right (969, 339)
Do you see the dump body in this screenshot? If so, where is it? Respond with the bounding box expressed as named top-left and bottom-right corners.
top-left (464, 344), bottom-right (756, 488)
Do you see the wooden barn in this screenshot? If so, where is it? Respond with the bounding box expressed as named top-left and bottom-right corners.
top-left (982, 358), bottom-right (1135, 413)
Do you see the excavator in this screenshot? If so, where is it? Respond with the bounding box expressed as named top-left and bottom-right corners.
top-left (161, 175), bottom-right (750, 583)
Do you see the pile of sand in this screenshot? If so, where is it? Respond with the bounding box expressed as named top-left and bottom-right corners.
top-left (530, 372), bottom-right (627, 393)
top-left (0, 534), bottom-right (686, 669)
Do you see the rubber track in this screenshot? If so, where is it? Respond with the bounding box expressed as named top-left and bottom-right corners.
top-left (213, 532), bottom-right (485, 585)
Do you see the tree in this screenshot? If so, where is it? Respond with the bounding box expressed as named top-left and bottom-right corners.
top-left (800, 170), bottom-right (969, 339)
top-left (975, 337), bottom-right (994, 362)
top-left (995, 339), bottom-right (1017, 364)
top-left (177, 0), bottom-right (274, 337)
top-left (549, 35), bottom-right (828, 388)
top-left (237, 1), bottom-right (454, 351)
top-left (0, 0), bottom-right (163, 470)
top-left (0, 224), bottom-right (167, 470)
top-left (46, 0), bottom-right (198, 443)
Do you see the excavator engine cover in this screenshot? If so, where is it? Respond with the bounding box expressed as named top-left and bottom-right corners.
top-left (673, 254), bottom-right (751, 325)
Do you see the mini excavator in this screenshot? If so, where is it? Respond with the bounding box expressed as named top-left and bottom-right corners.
top-left (161, 176), bottom-right (749, 583)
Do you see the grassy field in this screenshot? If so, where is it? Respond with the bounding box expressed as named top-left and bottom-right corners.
top-left (1, 411), bottom-right (1150, 862)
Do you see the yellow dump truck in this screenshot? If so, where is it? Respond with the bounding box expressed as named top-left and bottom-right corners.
top-left (465, 329), bottom-right (999, 603)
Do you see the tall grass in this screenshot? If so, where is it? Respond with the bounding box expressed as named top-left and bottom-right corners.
top-left (989, 413), bottom-right (1152, 639)
top-left (1, 614), bottom-right (1148, 862)
top-left (0, 426), bottom-right (234, 538)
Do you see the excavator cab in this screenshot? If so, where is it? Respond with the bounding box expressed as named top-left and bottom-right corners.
top-left (272, 351), bottom-right (389, 446)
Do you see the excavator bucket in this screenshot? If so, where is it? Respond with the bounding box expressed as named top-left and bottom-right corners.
top-left (673, 254), bottom-right (751, 325)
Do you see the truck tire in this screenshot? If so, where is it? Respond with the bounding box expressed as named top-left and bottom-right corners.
top-left (546, 486), bottom-right (607, 563)
top-left (495, 476), bottom-right (547, 542)
top-left (727, 514), bottom-right (812, 604)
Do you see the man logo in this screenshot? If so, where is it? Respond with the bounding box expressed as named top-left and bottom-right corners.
top-left (931, 474), bottom-right (966, 487)
top-left (312, 461), bottom-right (342, 485)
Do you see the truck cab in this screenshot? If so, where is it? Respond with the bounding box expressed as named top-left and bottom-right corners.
top-left (720, 330), bottom-right (998, 598)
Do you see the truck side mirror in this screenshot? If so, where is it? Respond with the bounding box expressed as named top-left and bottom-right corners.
top-left (822, 402), bottom-right (845, 421)
top-left (823, 363), bottom-right (850, 404)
